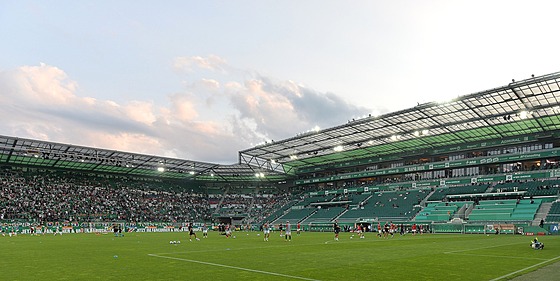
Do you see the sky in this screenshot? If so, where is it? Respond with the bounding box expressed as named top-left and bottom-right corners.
top-left (1, 1), bottom-right (560, 164)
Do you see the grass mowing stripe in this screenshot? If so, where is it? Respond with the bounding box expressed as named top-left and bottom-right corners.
top-left (148, 253), bottom-right (321, 281)
top-left (488, 255), bottom-right (560, 281)
top-left (151, 235), bottom-right (405, 255)
top-left (152, 234), bottom-right (463, 256)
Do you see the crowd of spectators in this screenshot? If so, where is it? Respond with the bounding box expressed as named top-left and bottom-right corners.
top-left (207, 191), bottom-right (294, 225)
top-left (247, 192), bottom-right (292, 224)
top-left (0, 169), bottom-right (298, 225)
top-left (213, 193), bottom-right (253, 215)
top-left (0, 170), bottom-right (210, 223)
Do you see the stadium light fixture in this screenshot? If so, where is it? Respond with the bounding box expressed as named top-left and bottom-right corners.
top-left (157, 167), bottom-right (165, 172)
top-left (189, 171), bottom-right (195, 175)
top-left (413, 131), bottom-right (420, 137)
top-left (333, 145), bottom-right (344, 152)
top-left (519, 111), bottom-right (528, 119)
top-left (289, 155), bottom-right (298, 160)
top-left (422, 129), bottom-right (429, 135)
top-left (312, 125), bottom-right (320, 133)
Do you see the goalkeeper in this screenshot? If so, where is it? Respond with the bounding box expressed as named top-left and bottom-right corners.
top-left (530, 238), bottom-right (544, 250)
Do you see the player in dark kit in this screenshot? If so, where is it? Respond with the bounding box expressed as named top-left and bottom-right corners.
top-left (189, 223), bottom-right (200, 241)
top-left (333, 220), bottom-right (341, 241)
top-left (113, 223), bottom-right (119, 237)
top-left (383, 222), bottom-right (389, 238)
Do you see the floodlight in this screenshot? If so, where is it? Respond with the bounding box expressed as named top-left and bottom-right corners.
top-left (333, 145), bottom-right (344, 152)
top-left (157, 167), bottom-right (165, 172)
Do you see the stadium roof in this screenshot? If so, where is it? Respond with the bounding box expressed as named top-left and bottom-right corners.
top-left (0, 135), bottom-right (285, 182)
top-left (240, 71), bottom-right (560, 173)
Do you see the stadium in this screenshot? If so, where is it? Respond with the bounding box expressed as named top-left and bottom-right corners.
top-left (1, 72), bottom-right (560, 280)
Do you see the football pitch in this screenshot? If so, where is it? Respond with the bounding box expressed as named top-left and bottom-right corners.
top-left (2, 231), bottom-right (559, 280)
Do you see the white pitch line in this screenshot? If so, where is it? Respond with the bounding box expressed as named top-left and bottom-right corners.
top-left (148, 254), bottom-right (321, 281)
top-left (488, 255), bottom-right (560, 281)
top-left (444, 242), bottom-right (526, 254)
top-left (444, 252), bottom-right (549, 261)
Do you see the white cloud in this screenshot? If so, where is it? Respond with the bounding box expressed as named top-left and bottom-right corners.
top-left (1, 63), bottom-right (77, 106)
top-left (124, 101), bottom-right (157, 125)
top-left (168, 93), bottom-right (199, 122)
top-left (173, 55), bottom-right (228, 73)
top-left (0, 60), bottom-right (370, 163)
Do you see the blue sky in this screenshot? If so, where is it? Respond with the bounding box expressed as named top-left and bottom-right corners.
top-left (1, 1), bottom-right (560, 163)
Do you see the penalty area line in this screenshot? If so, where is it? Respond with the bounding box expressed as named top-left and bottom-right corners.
top-left (148, 254), bottom-right (321, 281)
top-left (489, 255), bottom-right (560, 281)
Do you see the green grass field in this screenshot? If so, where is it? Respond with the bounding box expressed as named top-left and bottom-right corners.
top-left (1, 231), bottom-right (559, 280)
